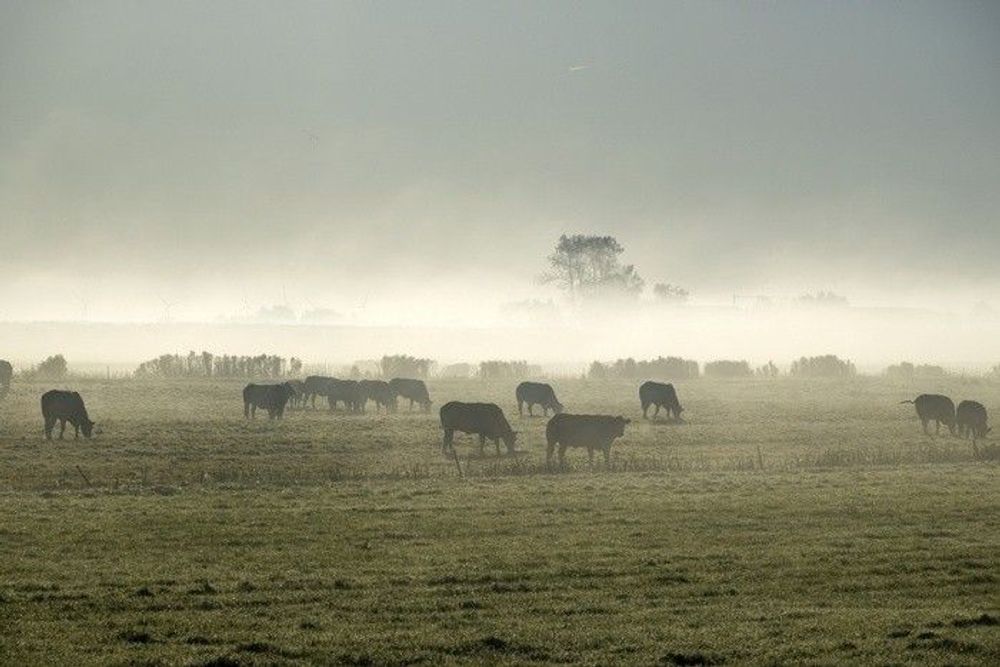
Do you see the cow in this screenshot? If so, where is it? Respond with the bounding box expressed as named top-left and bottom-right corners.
top-left (515, 381), bottom-right (563, 417)
top-left (41, 389), bottom-right (95, 440)
top-left (285, 379), bottom-right (306, 409)
top-left (389, 378), bottom-right (432, 413)
top-left (0, 359), bottom-right (11, 399)
top-left (956, 400), bottom-right (990, 441)
top-left (358, 379), bottom-right (397, 413)
top-left (639, 381), bottom-right (684, 421)
top-left (901, 394), bottom-right (956, 435)
top-left (546, 413), bottom-right (629, 466)
top-left (439, 401), bottom-right (517, 455)
top-left (327, 378), bottom-right (363, 413)
top-left (243, 382), bottom-right (296, 419)
top-left (302, 375), bottom-right (335, 409)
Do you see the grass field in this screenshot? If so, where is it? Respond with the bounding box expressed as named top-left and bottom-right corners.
top-left (1, 376), bottom-right (998, 665)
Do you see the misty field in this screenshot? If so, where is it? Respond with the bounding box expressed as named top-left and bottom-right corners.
top-left (1, 376), bottom-right (998, 665)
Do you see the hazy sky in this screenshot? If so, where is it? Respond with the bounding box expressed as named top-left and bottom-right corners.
top-left (2, 1), bottom-right (999, 322)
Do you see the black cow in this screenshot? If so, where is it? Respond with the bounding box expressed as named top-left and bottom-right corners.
top-left (516, 381), bottom-right (563, 417)
top-left (546, 413), bottom-right (629, 466)
top-left (0, 359), bottom-right (11, 399)
top-left (243, 383), bottom-right (296, 419)
top-left (359, 379), bottom-right (397, 413)
top-left (302, 375), bottom-right (335, 409)
top-left (439, 401), bottom-right (517, 454)
top-left (327, 379), bottom-right (363, 412)
top-left (901, 394), bottom-right (956, 435)
top-left (956, 400), bottom-right (990, 441)
top-left (389, 378), bottom-right (432, 412)
top-left (285, 379), bottom-right (306, 409)
top-left (41, 389), bottom-right (95, 440)
top-left (639, 381), bottom-right (684, 420)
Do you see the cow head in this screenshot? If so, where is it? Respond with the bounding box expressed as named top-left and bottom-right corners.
top-left (552, 400), bottom-right (564, 414)
top-left (614, 416), bottom-right (630, 437)
top-left (81, 419), bottom-right (95, 438)
top-left (503, 430), bottom-right (518, 453)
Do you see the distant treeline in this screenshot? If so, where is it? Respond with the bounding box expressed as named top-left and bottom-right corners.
top-left (790, 355), bottom-right (856, 378)
top-left (380, 355), bottom-right (434, 379)
top-left (885, 362), bottom-right (947, 379)
top-left (589, 356), bottom-right (700, 380)
top-left (479, 360), bottom-right (543, 380)
top-left (704, 360), bottom-right (752, 378)
top-left (135, 352), bottom-right (303, 378)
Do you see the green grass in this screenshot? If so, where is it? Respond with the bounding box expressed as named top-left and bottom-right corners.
top-left (1, 376), bottom-right (998, 664)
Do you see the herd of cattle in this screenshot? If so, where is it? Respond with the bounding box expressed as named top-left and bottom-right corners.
top-left (18, 374), bottom-right (994, 466)
top-left (243, 377), bottom-right (673, 464)
top-left (901, 393), bottom-right (991, 440)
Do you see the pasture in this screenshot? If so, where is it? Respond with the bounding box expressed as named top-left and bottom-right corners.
top-left (1, 376), bottom-right (998, 665)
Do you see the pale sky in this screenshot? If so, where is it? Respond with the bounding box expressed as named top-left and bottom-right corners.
top-left (2, 1), bottom-right (999, 322)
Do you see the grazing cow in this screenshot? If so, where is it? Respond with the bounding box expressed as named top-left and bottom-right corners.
top-left (439, 401), bottom-right (517, 455)
top-left (901, 394), bottom-right (956, 435)
top-left (516, 381), bottom-right (563, 417)
top-left (389, 378), bottom-right (432, 412)
top-left (546, 413), bottom-right (629, 466)
top-left (639, 381), bottom-right (684, 420)
top-left (956, 400), bottom-right (990, 441)
top-left (285, 379), bottom-right (306, 409)
top-left (302, 375), bottom-right (335, 409)
top-left (41, 389), bottom-right (95, 440)
top-left (358, 379), bottom-right (397, 413)
top-left (327, 379), bottom-right (363, 412)
top-left (243, 383), bottom-right (296, 419)
top-left (0, 359), bottom-right (11, 398)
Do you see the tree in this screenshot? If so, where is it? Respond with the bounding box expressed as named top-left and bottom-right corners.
top-left (653, 283), bottom-right (690, 304)
top-left (36, 354), bottom-right (68, 380)
top-left (541, 234), bottom-right (644, 302)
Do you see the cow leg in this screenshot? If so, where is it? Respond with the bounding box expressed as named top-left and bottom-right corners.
top-left (244, 401), bottom-right (250, 418)
top-left (558, 444), bottom-right (567, 467)
top-left (494, 438), bottom-right (501, 456)
top-left (443, 428), bottom-right (454, 452)
top-left (44, 417), bottom-right (55, 440)
top-left (654, 405), bottom-right (661, 420)
top-left (58, 419), bottom-right (66, 439)
top-left (935, 420), bottom-right (941, 435)
top-left (642, 403), bottom-right (649, 419)
top-left (603, 447), bottom-right (610, 467)
top-left (477, 434), bottom-right (486, 454)
top-left (921, 418), bottom-right (929, 434)
top-left (74, 422), bottom-right (80, 439)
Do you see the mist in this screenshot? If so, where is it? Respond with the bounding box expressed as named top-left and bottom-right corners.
top-left (2, 1), bottom-right (999, 366)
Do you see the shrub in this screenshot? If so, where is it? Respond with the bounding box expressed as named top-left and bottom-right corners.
top-left (135, 352), bottom-right (300, 378)
top-left (380, 355), bottom-right (434, 379)
top-left (756, 361), bottom-right (779, 377)
top-left (479, 360), bottom-right (541, 380)
top-left (588, 356), bottom-right (699, 380)
top-left (885, 362), bottom-right (947, 379)
top-left (35, 354), bottom-right (68, 380)
top-left (790, 355), bottom-right (855, 378)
